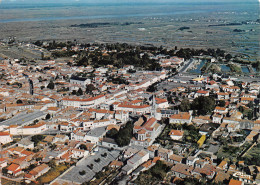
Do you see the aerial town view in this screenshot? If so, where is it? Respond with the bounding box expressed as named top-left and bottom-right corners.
top-left (0, 0), bottom-right (259, 185)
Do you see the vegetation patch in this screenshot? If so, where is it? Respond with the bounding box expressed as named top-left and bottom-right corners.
top-left (228, 63), bottom-right (242, 73)
top-left (240, 143), bottom-right (260, 166)
top-left (106, 121), bottom-right (134, 147)
top-left (37, 164), bottom-right (69, 184)
top-left (134, 160), bottom-right (170, 185)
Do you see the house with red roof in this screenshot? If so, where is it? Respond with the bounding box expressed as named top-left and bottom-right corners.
top-left (61, 95), bottom-right (106, 109)
top-left (194, 90), bottom-right (209, 98)
top-left (169, 129), bottom-right (184, 140)
top-left (131, 116), bottom-right (162, 147)
top-left (115, 103), bottom-right (151, 114)
top-left (214, 106), bottom-right (228, 114)
top-left (170, 112), bottom-right (192, 124)
top-left (20, 121), bottom-right (47, 135)
top-left (0, 158), bottom-right (7, 168)
top-left (217, 92), bottom-right (229, 100)
top-left (24, 163), bottom-right (50, 181)
top-left (229, 179), bottom-right (244, 185)
top-left (6, 163), bottom-right (22, 176)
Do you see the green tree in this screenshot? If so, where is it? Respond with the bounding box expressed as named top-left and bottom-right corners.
top-left (218, 100), bottom-right (226, 107)
top-left (86, 84), bottom-right (96, 94)
top-left (115, 121), bottom-right (133, 147)
top-left (76, 88), bottom-right (83, 96)
top-left (179, 98), bottom-right (191, 112)
top-left (48, 159), bottom-right (56, 168)
top-left (147, 85), bottom-right (157, 92)
top-left (31, 135), bottom-right (45, 146)
top-left (106, 128), bottom-right (119, 139)
top-left (225, 54), bottom-right (232, 61)
top-left (247, 110), bottom-right (253, 120)
top-left (79, 144), bottom-right (87, 150)
top-left (16, 99), bottom-right (23, 104)
top-left (79, 170), bottom-right (86, 175)
top-left (47, 80), bottom-right (55, 89)
top-left (45, 113), bottom-right (51, 120)
top-left (191, 96), bottom-right (215, 115)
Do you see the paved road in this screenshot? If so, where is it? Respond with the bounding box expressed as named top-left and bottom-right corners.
top-left (0, 111), bottom-right (45, 126)
top-left (179, 59), bottom-right (194, 73)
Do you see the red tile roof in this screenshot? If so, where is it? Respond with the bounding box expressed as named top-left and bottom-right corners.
top-left (169, 130), bottom-right (184, 136)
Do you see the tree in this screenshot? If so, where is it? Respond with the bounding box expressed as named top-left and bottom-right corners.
top-left (79, 170), bottom-right (86, 175)
top-left (47, 80), bottom-right (55, 89)
top-left (191, 96), bottom-right (215, 115)
top-left (31, 135), bottom-right (45, 146)
top-left (48, 159), bottom-right (56, 168)
top-left (86, 84), bottom-right (96, 94)
top-left (16, 99), bottom-right (23, 104)
top-left (179, 98), bottom-right (190, 112)
top-left (45, 113), bottom-right (51, 120)
top-left (218, 100), bottom-right (226, 107)
top-left (41, 52), bottom-right (44, 60)
top-left (247, 110), bottom-right (253, 120)
top-left (79, 144), bottom-right (87, 150)
top-left (95, 171), bottom-right (104, 179)
top-left (225, 54), bottom-right (232, 61)
top-left (167, 96), bottom-right (173, 104)
top-left (76, 88), bottom-right (83, 96)
top-left (147, 84), bottom-right (157, 92)
top-left (72, 90), bottom-right (77, 95)
top-left (115, 121), bottom-right (133, 147)
top-left (106, 128), bottom-right (119, 139)
top-left (149, 61), bottom-right (161, 71)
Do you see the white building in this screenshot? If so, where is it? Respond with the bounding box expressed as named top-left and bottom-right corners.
top-left (122, 150), bottom-right (149, 175)
top-left (61, 95), bottom-right (106, 109)
top-left (70, 76), bottom-right (91, 87)
top-left (0, 132), bottom-right (13, 144)
top-left (169, 112), bottom-right (192, 124)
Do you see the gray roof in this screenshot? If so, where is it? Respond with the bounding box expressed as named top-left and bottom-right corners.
top-left (59, 147), bottom-right (120, 184)
top-left (102, 138), bottom-right (117, 145)
top-left (0, 111), bottom-right (45, 126)
top-left (161, 109), bottom-right (179, 115)
top-left (18, 138), bottom-right (34, 146)
top-left (86, 126), bottom-right (107, 137)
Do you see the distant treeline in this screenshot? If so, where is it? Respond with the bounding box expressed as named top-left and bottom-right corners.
top-left (33, 40), bottom-right (252, 70)
top-left (208, 23), bottom-right (242, 27)
top-left (70, 22), bottom-right (143, 28)
top-left (209, 19), bottom-right (260, 27)
top-left (178, 26), bottom-right (190, 31)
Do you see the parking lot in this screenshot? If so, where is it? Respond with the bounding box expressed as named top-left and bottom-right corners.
top-left (1, 111), bottom-right (46, 126)
top-left (59, 147), bottom-right (120, 184)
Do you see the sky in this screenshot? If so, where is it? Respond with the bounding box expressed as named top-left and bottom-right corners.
top-left (0, 0), bottom-right (258, 3)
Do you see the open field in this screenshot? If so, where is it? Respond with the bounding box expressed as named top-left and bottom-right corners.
top-left (0, 2), bottom-right (259, 61)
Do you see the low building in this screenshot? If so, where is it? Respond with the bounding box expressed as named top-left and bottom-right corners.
top-left (171, 163), bottom-right (193, 178)
top-left (17, 138), bottom-right (34, 149)
top-left (169, 154), bottom-right (183, 164)
top-left (131, 117), bottom-right (162, 147)
top-left (169, 130), bottom-right (184, 140)
top-left (122, 150), bottom-right (149, 175)
top-left (0, 131), bottom-right (13, 144)
top-left (6, 163), bottom-right (22, 176)
top-left (24, 163), bottom-right (50, 181)
top-left (170, 112), bottom-right (192, 124)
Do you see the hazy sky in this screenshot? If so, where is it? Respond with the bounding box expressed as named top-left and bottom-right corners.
top-left (0, 0), bottom-right (258, 3)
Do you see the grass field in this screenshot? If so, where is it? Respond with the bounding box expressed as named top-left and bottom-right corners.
top-left (37, 164), bottom-right (70, 184)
